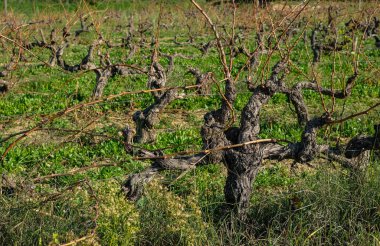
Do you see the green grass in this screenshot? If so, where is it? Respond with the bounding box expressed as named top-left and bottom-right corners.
top-left (1, 1), bottom-right (380, 245)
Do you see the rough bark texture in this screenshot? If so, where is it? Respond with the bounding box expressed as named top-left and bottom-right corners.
top-left (126, 51), bottom-right (175, 143)
top-left (345, 124), bottom-right (380, 158)
top-left (74, 15), bottom-right (94, 37)
top-left (121, 53), bottom-right (379, 219)
top-left (9, 4), bottom-right (378, 221)
top-left (24, 26), bottom-right (145, 99)
top-left (223, 62), bottom-right (287, 215)
top-left (111, 6), bottom-right (380, 219)
top-left (188, 68), bottom-right (211, 95)
top-left (201, 77), bottom-right (236, 163)
top-left (224, 147), bottom-right (262, 216)
top-left (121, 135), bottom-right (205, 201)
top-left (133, 89), bottom-right (178, 143)
top-left (92, 67), bottom-right (113, 99)
top-left (148, 61), bottom-right (167, 100)
top-left (122, 166), bottom-right (161, 201)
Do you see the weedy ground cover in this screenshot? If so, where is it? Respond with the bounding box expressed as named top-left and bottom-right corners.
top-left (0, 1), bottom-right (379, 245)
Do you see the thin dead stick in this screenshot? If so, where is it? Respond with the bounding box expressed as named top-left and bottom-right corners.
top-left (28, 133), bottom-right (269, 182)
top-left (0, 127), bottom-right (117, 144)
top-left (1, 84), bottom-right (202, 160)
top-left (133, 138), bottom-right (284, 160)
top-left (327, 102), bottom-right (380, 125)
top-left (0, 33), bottom-right (52, 68)
top-left (0, 31), bottom-right (146, 77)
top-left (39, 181), bottom-right (84, 205)
top-left (32, 162), bottom-right (117, 183)
top-left (229, 0), bottom-right (237, 72)
top-left (286, 18), bottom-right (311, 55)
top-left (329, 31), bottom-right (338, 115)
top-left (154, 5), bottom-right (163, 60)
top-left (1, 125), bottom-right (42, 161)
top-left (211, 76), bottom-right (236, 127)
top-left (170, 154), bottom-right (209, 184)
top-left (33, 209), bottom-right (65, 221)
top-left (240, 1), bottom-right (310, 85)
top-left (191, 0), bottom-right (230, 78)
top-left (59, 234), bottom-right (94, 246)
top-left (257, 1), bottom-right (310, 85)
top-left (31, 113), bottom-right (106, 170)
top-left (59, 180), bottom-right (99, 246)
